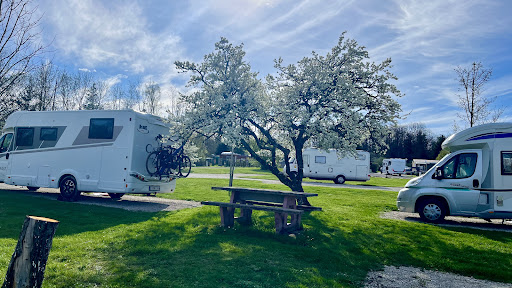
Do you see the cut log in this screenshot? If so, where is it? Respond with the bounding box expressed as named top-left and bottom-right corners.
top-left (2, 216), bottom-right (59, 288)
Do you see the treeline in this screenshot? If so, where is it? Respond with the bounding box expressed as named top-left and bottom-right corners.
top-left (0, 61), bottom-right (182, 125)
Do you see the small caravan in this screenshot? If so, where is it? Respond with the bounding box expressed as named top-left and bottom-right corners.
top-left (397, 123), bottom-right (512, 222)
top-left (411, 159), bottom-right (439, 175)
top-left (286, 148), bottom-right (370, 184)
top-left (0, 110), bottom-right (176, 201)
top-left (381, 158), bottom-right (406, 175)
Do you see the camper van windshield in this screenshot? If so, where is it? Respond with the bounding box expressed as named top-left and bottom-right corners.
top-left (0, 133), bottom-right (12, 152)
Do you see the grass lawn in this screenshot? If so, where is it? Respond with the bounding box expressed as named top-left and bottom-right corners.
top-left (193, 166), bottom-right (410, 188)
top-left (1, 178), bottom-right (511, 287)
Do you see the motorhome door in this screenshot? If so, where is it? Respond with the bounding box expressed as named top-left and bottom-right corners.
top-left (303, 155), bottom-right (312, 176)
top-left (0, 133), bottom-right (13, 182)
top-left (436, 150), bottom-right (482, 213)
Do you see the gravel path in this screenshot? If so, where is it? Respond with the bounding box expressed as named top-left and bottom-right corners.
top-left (0, 183), bottom-right (200, 212)
top-left (364, 266), bottom-right (511, 288)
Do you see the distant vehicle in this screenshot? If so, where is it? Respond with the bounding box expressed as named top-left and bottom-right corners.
top-left (285, 148), bottom-right (370, 184)
top-left (0, 110), bottom-right (176, 201)
top-left (381, 158), bottom-right (406, 176)
top-left (412, 159), bottom-right (439, 175)
top-left (405, 166), bottom-right (413, 175)
top-left (397, 123), bottom-right (512, 223)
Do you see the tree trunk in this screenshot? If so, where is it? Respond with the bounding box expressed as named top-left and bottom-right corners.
top-left (2, 216), bottom-right (59, 288)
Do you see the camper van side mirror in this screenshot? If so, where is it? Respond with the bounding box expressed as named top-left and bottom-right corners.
top-left (432, 167), bottom-right (443, 180)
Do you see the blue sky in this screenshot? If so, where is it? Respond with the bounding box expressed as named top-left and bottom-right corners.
top-left (35, 0), bottom-right (512, 135)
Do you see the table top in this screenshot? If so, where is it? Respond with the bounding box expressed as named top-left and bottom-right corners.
top-left (211, 186), bottom-right (318, 197)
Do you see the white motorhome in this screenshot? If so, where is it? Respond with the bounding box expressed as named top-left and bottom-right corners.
top-left (397, 123), bottom-right (512, 223)
top-left (286, 148), bottom-right (370, 184)
top-left (0, 110), bottom-right (176, 201)
top-left (381, 158), bottom-right (406, 175)
top-left (412, 159), bottom-right (439, 175)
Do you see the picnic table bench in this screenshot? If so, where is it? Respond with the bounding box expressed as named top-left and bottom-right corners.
top-left (202, 187), bottom-right (322, 234)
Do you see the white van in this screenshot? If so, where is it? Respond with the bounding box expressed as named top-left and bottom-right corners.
top-left (0, 110), bottom-right (176, 201)
top-left (397, 123), bottom-right (512, 223)
top-left (286, 148), bottom-right (370, 184)
top-left (381, 158), bottom-right (406, 175)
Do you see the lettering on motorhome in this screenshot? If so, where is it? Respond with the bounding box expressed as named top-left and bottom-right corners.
top-left (449, 183), bottom-right (468, 188)
top-left (138, 125), bottom-right (149, 134)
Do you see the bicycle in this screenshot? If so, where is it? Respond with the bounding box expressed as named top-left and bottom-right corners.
top-left (146, 137), bottom-right (191, 179)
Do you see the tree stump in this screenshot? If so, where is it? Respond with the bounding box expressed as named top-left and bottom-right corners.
top-left (2, 216), bottom-right (59, 288)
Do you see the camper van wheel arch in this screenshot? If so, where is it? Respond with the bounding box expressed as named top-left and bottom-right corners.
top-left (334, 175), bottom-right (346, 184)
top-left (417, 197), bottom-right (448, 223)
top-left (27, 186), bottom-right (39, 191)
top-left (59, 175), bottom-right (80, 202)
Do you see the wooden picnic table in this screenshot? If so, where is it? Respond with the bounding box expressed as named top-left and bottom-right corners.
top-left (202, 187), bottom-right (321, 234)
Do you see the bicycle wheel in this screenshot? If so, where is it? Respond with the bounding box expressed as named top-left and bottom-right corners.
top-left (146, 151), bottom-right (160, 176)
top-left (179, 155), bottom-right (191, 177)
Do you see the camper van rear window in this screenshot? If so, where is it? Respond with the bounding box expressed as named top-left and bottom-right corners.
top-left (16, 128), bottom-right (34, 146)
top-left (40, 128), bottom-right (58, 141)
top-left (89, 118), bottom-right (114, 139)
top-left (315, 156), bottom-right (326, 164)
top-left (501, 152), bottom-right (512, 175)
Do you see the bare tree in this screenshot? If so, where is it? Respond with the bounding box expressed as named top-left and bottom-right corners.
top-left (125, 80), bottom-right (141, 110)
top-left (110, 83), bottom-right (124, 110)
top-left (455, 62), bottom-right (502, 127)
top-left (143, 80), bottom-right (161, 115)
top-left (0, 0), bottom-right (45, 120)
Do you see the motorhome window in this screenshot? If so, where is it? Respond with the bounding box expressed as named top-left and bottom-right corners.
top-left (315, 156), bottom-right (326, 164)
top-left (89, 118), bottom-right (114, 139)
top-left (356, 154), bottom-right (366, 160)
top-left (0, 133), bottom-right (12, 153)
top-left (441, 153), bottom-right (477, 179)
top-left (40, 128), bottom-right (58, 141)
top-left (16, 128), bottom-right (34, 146)
top-left (501, 152), bottom-right (512, 175)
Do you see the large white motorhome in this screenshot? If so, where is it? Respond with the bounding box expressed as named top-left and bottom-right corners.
top-left (412, 159), bottom-right (439, 175)
top-left (381, 158), bottom-right (406, 176)
top-left (286, 148), bottom-right (370, 184)
top-left (397, 123), bottom-right (512, 223)
top-left (0, 110), bottom-right (176, 201)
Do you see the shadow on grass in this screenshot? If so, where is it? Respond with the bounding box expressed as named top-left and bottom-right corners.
top-left (0, 189), bottom-right (160, 239)
top-left (95, 206), bottom-right (512, 288)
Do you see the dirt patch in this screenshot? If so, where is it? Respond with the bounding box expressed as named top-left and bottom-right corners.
top-left (364, 266), bottom-right (511, 288)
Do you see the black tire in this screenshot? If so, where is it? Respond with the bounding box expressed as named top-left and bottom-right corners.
top-left (146, 151), bottom-right (160, 176)
top-left (108, 193), bottom-right (124, 200)
top-left (179, 155), bottom-right (192, 177)
top-left (334, 175), bottom-right (345, 184)
top-left (27, 186), bottom-right (39, 191)
top-left (418, 198), bottom-right (447, 223)
top-left (59, 175), bottom-right (80, 201)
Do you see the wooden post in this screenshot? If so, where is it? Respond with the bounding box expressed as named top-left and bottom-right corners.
top-left (2, 216), bottom-right (59, 288)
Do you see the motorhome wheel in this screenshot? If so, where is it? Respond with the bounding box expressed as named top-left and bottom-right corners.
top-left (27, 186), bottom-right (39, 191)
top-left (418, 198), bottom-right (446, 223)
top-left (335, 175), bottom-right (346, 184)
top-left (59, 176), bottom-right (80, 201)
top-left (108, 193), bottom-right (124, 200)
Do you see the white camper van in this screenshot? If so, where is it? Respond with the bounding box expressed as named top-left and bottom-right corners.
top-left (0, 110), bottom-right (176, 201)
top-left (286, 148), bottom-right (370, 184)
top-left (397, 123), bottom-right (512, 223)
top-left (381, 158), bottom-right (406, 175)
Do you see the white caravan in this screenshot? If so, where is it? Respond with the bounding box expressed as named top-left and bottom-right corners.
top-left (412, 159), bottom-right (439, 175)
top-left (0, 110), bottom-right (176, 201)
top-left (286, 148), bottom-right (370, 184)
top-left (397, 123), bottom-right (512, 223)
top-left (381, 158), bottom-right (406, 175)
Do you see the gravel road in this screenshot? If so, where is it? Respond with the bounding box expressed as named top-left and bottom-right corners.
top-left (0, 183), bottom-right (200, 212)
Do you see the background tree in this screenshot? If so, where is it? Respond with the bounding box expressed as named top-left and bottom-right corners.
top-left (0, 0), bottom-right (45, 122)
top-left (175, 34), bottom-right (402, 194)
top-left (143, 81), bottom-right (161, 114)
top-left (455, 61), bottom-right (502, 127)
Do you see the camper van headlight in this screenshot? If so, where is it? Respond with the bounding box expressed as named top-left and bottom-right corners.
top-left (405, 177), bottom-right (422, 188)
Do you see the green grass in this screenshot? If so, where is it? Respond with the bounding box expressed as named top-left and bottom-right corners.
top-left (1, 179), bottom-right (511, 287)
top-left (191, 166), bottom-right (271, 175)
